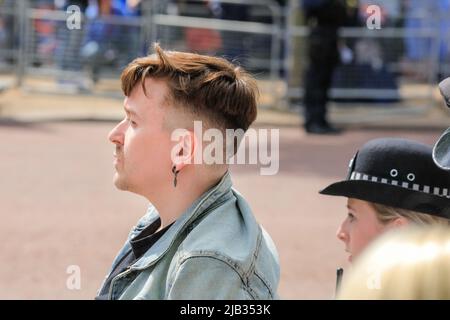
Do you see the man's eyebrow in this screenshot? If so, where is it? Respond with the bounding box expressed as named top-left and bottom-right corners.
top-left (346, 204), bottom-right (354, 211)
top-left (124, 106), bottom-right (140, 118)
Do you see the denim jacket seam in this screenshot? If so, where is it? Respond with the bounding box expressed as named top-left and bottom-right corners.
top-left (254, 270), bottom-right (275, 299)
top-left (250, 227), bottom-right (276, 298)
top-left (246, 226), bottom-right (262, 276)
top-left (176, 253), bottom-right (249, 287)
top-left (166, 253), bottom-right (258, 299)
top-left (174, 253), bottom-right (270, 300)
top-left (185, 192), bottom-right (233, 233)
top-left (179, 252), bottom-right (246, 276)
top-left (241, 283), bottom-right (258, 300)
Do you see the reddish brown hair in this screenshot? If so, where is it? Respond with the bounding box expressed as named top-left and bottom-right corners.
top-left (121, 43), bottom-right (258, 131)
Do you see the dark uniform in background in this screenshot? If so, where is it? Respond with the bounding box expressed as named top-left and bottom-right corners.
top-left (302, 0), bottom-right (348, 134)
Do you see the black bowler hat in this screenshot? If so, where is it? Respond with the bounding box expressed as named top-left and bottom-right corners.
top-left (433, 77), bottom-right (450, 171)
top-left (320, 138), bottom-right (450, 218)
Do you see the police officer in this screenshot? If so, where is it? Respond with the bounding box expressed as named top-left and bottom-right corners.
top-left (302, 0), bottom-right (348, 134)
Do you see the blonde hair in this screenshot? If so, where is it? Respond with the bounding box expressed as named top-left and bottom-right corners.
top-left (337, 226), bottom-right (450, 299)
top-left (371, 203), bottom-right (450, 226)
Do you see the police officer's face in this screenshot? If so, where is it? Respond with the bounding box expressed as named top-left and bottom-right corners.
top-left (336, 198), bottom-right (391, 263)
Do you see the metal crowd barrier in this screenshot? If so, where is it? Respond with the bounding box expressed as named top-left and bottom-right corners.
top-left (20, 6), bottom-right (145, 94)
top-left (14, 0), bottom-right (283, 103)
top-left (1, 0), bottom-right (449, 112)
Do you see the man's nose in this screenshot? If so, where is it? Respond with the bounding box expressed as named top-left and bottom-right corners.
top-left (108, 120), bottom-right (126, 145)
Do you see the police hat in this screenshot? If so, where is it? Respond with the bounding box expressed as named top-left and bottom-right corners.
top-left (433, 77), bottom-right (450, 171)
top-left (320, 138), bottom-right (450, 218)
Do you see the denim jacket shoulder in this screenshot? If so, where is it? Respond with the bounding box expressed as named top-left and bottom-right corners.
top-left (102, 172), bottom-right (280, 300)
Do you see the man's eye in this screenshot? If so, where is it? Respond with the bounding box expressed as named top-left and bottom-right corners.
top-left (348, 213), bottom-right (355, 221)
top-left (127, 118), bottom-right (137, 126)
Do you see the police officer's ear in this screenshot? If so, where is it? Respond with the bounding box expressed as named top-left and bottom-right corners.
top-left (386, 217), bottom-right (409, 230)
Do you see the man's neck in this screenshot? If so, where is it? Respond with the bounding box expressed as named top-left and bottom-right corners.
top-left (147, 169), bottom-right (227, 228)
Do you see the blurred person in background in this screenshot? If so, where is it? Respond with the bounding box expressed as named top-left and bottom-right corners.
top-left (320, 138), bottom-right (450, 265)
top-left (404, 0), bottom-right (450, 75)
top-left (174, 0), bottom-right (223, 56)
top-left (110, 0), bottom-right (142, 67)
top-left (96, 44), bottom-right (280, 300)
top-left (209, 0), bottom-right (250, 65)
top-left (32, 0), bottom-right (58, 66)
top-left (301, 0), bottom-right (348, 134)
top-left (0, 0), bottom-right (16, 66)
top-left (337, 226), bottom-right (450, 299)
top-left (55, 0), bottom-right (89, 88)
top-left (80, 0), bottom-right (141, 87)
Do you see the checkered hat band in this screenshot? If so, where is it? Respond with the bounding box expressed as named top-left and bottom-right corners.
top-left (349, 171), bottom-right (450, 198)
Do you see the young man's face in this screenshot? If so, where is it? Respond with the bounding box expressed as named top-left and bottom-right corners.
top-left (108, 78), bottom-right (175, 197)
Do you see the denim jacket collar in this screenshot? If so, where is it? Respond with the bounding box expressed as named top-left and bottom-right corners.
top-left (130, 171), bottom-right (233, 270)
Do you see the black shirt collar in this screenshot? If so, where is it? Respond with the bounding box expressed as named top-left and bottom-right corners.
top-left (130, 218), bottom-right (173, 259)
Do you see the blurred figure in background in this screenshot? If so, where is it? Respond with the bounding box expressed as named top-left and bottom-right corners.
top-left (301, 0), bottom-right (348, 134)
top-left (179, 0), bottom-right (223, 55)
top-left (32, 0), bottom-right (59, 66)
top-left (337, 226), bottom-right (450, 299)
top-left (80, 0), bottom-right (141, 86)
top-left (55, 0), bottom-right (89, 88)
top-left (404, 0), bottom-right (450, 81)
top-left (0, 0), bottom-right (16, 67)
top-left (209, 0), bottom-right (249, 65)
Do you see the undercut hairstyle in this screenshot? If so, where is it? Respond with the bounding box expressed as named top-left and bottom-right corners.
top-left (120, 43), bottom-right (258, 132)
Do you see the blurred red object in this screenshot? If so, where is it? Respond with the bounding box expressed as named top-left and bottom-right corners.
top-left (185, 28), bottom-right (222, 53)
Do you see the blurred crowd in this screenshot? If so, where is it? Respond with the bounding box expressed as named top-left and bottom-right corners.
top-left (1, 1), bottom-right (450, 69)
top-left (1, 1), bottom-right (450, 91)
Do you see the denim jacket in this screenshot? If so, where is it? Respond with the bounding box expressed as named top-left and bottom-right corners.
top-left (99, 171), bottom-right (280, 299)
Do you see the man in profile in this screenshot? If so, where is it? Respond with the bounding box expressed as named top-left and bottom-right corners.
top-left (96, 44), bottom-right (280, 300)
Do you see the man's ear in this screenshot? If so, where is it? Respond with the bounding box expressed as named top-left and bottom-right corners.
top-left (170, 128), bottom-right (198, 171)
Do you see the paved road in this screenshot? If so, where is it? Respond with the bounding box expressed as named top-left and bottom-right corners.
top-left (0, 117), bottom-right (445, 299)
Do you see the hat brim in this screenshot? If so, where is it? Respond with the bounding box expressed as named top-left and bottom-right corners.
top-left (433, 128), bottom-right (450, 171)
top-left (320, 180), bottom-right (450, 218)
